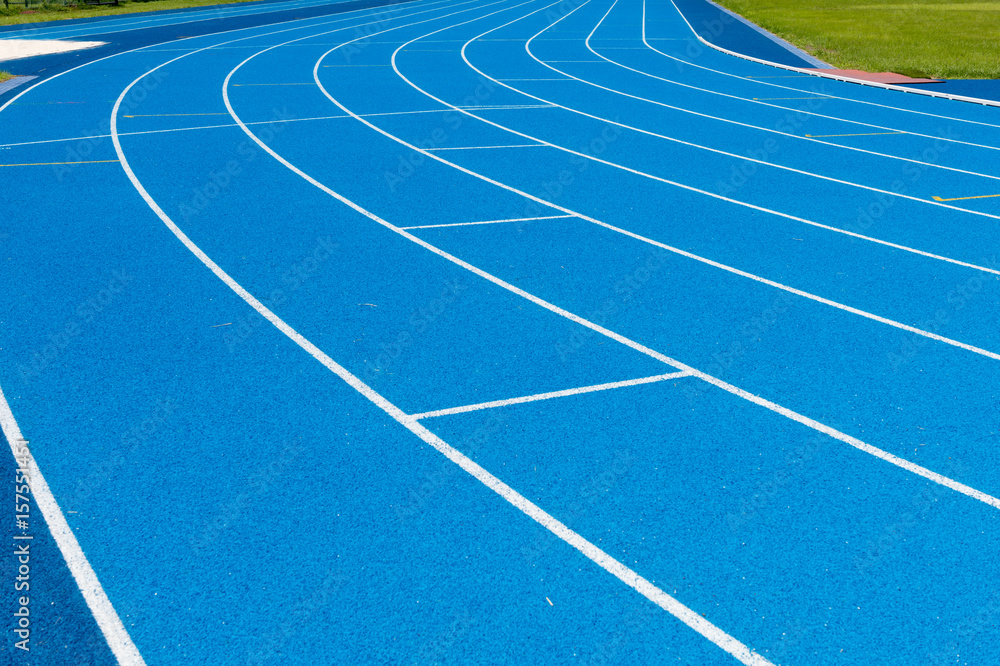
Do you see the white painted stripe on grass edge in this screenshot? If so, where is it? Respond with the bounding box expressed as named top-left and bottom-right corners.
top-left (0, 385), bottom-right (146, 665)
top-left (409, 371), bottom-right (692, 419)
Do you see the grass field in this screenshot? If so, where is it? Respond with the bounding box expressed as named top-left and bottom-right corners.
top-left (0, 0), bottom-right (262, 26)
top-left (0, 70), bottom-right (12, 82)
top-left (714, 0), bottom-right (1000, 79)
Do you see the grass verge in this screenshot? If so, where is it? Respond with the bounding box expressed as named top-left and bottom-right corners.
top-left (0, 0), bottom-right (263, 27)
top-left (0, 70), bottom-right (13, 82)
top-left (713, 0), bottom-right (1000, 79)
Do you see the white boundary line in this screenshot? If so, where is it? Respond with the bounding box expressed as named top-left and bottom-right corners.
top-left (0, 385), bottom-right (146, 666)
top-left (657, 0), bottom-right (1000, 112)
top-left (296, 0), bottom-right (1000, 513)
top-left (107, 6), bottom-right (775, 664)
top-left (426, 143), bottom-right (544, 150)
top-left (399, 213), bottom-right (573, 229)
top-left (409, 371), bottom-right (692, 419)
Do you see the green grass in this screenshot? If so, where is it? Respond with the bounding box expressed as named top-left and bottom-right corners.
top-left (713, 0), bottom-right (1000, 79)
top-left (0, 70), bottom-right (13, 82)
top-left (0, 0), bottom-right (264, 26)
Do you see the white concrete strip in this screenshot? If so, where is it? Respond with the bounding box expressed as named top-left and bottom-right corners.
top-left (0, 40), bottom-right (106, 63)
top-left (0, 75), bottom-right (36, 95)
top-left (0, 385), bottom-right (146, 665)
top-left (409, 371), bottom-right (693, 420)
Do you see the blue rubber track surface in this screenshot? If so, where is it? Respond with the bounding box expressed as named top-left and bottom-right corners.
top-left (2, 0), bottom-right (1000, 664)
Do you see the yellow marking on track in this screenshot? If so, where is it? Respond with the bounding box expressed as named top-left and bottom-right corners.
top-left (932, 193), bottom-right (1000, 202)
top-left (805, 132), bottom-right (904, 138)
top-left (0, 160), bottom-right (119, 167)
top-left (124, 113), bottom-right (229, 117)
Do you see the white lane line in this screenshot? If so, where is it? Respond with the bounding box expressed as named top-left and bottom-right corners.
top-left (376, 10), bottom-right (1000, 362)
top-left (409, 371), bottom-right (693, 420)
top-left (455, 103), bottom-right (555, 108)
top-left (303, 0), bottom-right (1000, 513)
top-left (389, 9), bottom-right (1000, 283)
top-left (400, 214), bottom-right (574, 229)
top-left (110, 12), bottom-right (771, 666)
top-left (0, 385), bottom-right (146, 666)
top-left (426, 143), bottom-right (544, 150)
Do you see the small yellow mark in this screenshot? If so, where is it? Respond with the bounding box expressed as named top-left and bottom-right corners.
top-left (0, 160), bottom-right (119, 167)
top-left (546, 597), bottom-right (554, 606)
top-left (805, 132), bottom-right (904, 138)
top-left (932, 193), bottom-right (1000, 202)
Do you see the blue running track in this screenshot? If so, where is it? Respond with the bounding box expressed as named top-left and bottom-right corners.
top-left (2, 0), bottom-right (1000, 664)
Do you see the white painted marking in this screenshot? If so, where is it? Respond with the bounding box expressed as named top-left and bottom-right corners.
top-left (0, 385), bottom-right (146, 665)
top-left (400, 214), bottom-right (574, 229)
top-left (426, 143), bottom-right (544, 150)
top-left (455, 104), bottom-right (555, 108)
top-left (409, 371), bottom-right (692, 420)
